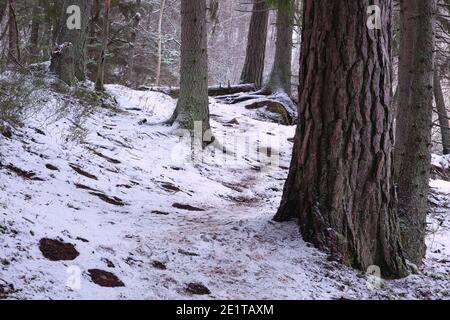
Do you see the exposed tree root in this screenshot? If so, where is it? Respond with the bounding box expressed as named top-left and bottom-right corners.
top-left (215, 90), bottom-right (298, 126)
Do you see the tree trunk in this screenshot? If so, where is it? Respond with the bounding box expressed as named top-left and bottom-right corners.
top-left (29, 1), bottom-right (42, 63)
top-left (126, 0), bottom-right (141, 88)
top-left (7, 0), bottom-right (20, 63)
top-left (263, 2), bottom-right (293, 95)
top-left (169, 0), bottom-right (210, 137)
top-left (95, 0), bottom-right (110, 92)
top-left (51, 0), bottom-right (91, 84)
top-left (394, 0), bottom-right (435, 266)
top-left (155, 0), bottom-right (166, 86)
top-left (275, 0), bottom-right (408, 278)
top-left (434, 69), bottom-right (450, 155)
top-left (0, 0), bottom-right (7, 25)
top-left (240, 0), bottom-right (269, 88)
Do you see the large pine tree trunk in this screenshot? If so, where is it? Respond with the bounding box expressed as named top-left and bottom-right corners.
top-left (434, 69), bottom-right (450, 155)
top-left (50, 0), bottom-right (91, 84)
top-left (394, 0), bottom-right (435, 266)
top-left (275, 0), bottom-right (408, 278)
top-left (240, 0), bottom-right (269, 88)
top-left (169, 0), bottom-right (210, 137)
top-left (263, 2), bottom-right (294, 96)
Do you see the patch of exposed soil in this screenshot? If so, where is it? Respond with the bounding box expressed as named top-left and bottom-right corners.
top-left (185, 282), bottom-right (211, 295)
top-left (88, 269), bottom-right (125, 287)
top-left (39, 238), bottom-right (80, 261)
top-left (89, 192), bottom-right (125, 206)
top-left (172, 203), bottom-right (205, 212)
top-left (69, 164), bottom-right (98, 180)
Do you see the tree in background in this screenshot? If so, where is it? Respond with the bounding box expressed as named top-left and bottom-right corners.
top-left (240, 0), bottom-right (269, 88)
top-left (168, 0), bottom-right (211, 138)
top-left (95, 0), bottom-right (111, 91)
top-left (50, 0), bottom-right (92, 84)
top-left (7, 0), bottom-right (20, 64)
top-left (275, 0), bottom-right (408, 277)
top-left (394, 0), bottom-right (436, 266)
top-left (262, 0), bottom-right (294, 95)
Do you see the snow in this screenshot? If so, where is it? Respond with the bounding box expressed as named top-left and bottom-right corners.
top-left (1, 83), bottom-right (450, 300)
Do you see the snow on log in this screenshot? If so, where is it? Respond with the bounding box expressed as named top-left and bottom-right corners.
top-left (138, 83), bottom-right (256, 98)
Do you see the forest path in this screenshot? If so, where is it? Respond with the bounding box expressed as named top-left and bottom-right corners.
top-left (1, 85), bottom-right (449, 299)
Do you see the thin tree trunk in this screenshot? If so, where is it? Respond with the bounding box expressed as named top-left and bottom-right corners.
top-left (275, 0), bottom-right (408, 278)
top-left (29, 1), bottom-right (41, 63)
top-left (394, 0), bottom-right (436, 266)
top-left (169, 0), bottom-right (210, 138)
top-left (95, 0), bottom-right (110, 92)
top-left (7, 0), bottom-right (20, 63)
top-left (126, 0), bottom-right (141, 88)
top-left (155, 0), bottom-right (166, 86)
top-left (434, 69), bottom-right (450, 155)
top-left (263, 2), bottom-right (294, 95)
top-left (0, 0), bottom-right (7, 25)
top-left (240, 0), bottom-right (269, 88)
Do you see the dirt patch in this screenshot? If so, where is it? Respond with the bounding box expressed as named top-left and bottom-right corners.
top-left (1, 163), bottom-right (44, 181)
top-left (74, 183), bottom-right (102, 193)
top-left (69, 164), bottom-right (98, 180)
top-left (172, 203), bottom-right (205, 212)
top-left (152, 261), bottom-right (167, 270)
top-left (45, 164), bottom-right (59, 171)
top-left (89, 148), bottom-right (121, 164)
top-left (185, 282), bottom-right (211, 295)
top-left (152, 210), bottom-right (170, 215)
top-left (178, 249), bottom-right (200, 257)
top-left (160, 182), bottom-right (181, 193)
top-left (39, 238), bottom-right (80, 261)
top-left (89, 192), bottom-right (125, 206)
top-left (88, 269), bottom-right (125, 287)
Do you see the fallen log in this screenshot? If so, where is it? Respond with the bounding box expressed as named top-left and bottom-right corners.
top-left (138, 83), bottom-right (256, 98)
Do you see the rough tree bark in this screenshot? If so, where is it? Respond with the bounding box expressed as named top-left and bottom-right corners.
top-left (434, 68), bottom-right (450, 155)
top-left (394, 0), bottom-right (436, 266)
top-left (50, 0), bottom-right (91, 84)
top-left (275, 0), bottom-right (408, 278)
top-left (263, 1), bottom-right (294, 95)
top-left (168, 0), bottom-right (211, 137)
top-left (240, 0), bottom-right (269, 88)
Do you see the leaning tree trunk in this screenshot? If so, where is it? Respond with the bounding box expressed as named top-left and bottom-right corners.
top-left (240, 0), bottom-right (269, 88)
top-left (394, 0), bottom-right (436, 266)
top-left (275, 0), bottom-right (408, 278)
top-left (50, 0), bottom-right (91, 84)
top-left (169, 0), bottom-right (211, 138)
top-left (263, 1), bottom-right (294, 95)
top-left (434, 68), bottom-right (450, 155)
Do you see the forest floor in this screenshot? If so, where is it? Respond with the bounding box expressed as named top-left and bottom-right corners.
top-left (0, 81), bottom-right (449, 300)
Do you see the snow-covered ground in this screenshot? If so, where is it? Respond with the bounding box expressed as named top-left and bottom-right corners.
top-left (1, 83), bottom-right (449, 300)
